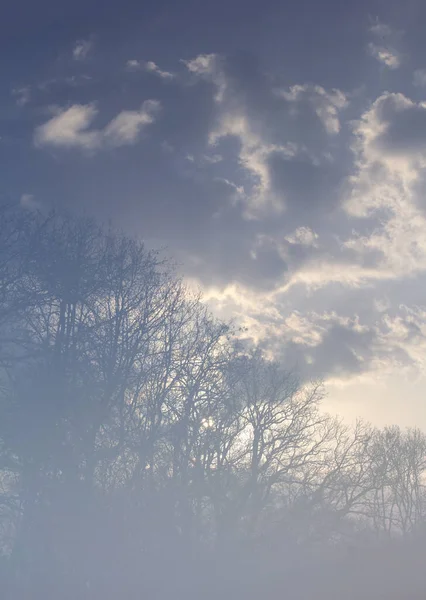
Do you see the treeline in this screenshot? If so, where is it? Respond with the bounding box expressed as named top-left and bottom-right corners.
top-left (0, 206), bottom-right (425, 598)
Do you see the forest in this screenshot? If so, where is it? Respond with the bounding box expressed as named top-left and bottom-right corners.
top-left (0, 205), bottom-right (425, 598)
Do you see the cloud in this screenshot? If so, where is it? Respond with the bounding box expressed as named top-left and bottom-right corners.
top-left (285, 227), bottom-right (319, 247)
top-left (280, 312), bottom-right (377, 381)
top-left (203, 274), bottom-right (426, 385)
top-left (367, 22), bottom-right (401, 69)
top-left (339, 92), bottom-right (426, 286)
top-left (276, 261), bottom-right (387, 293)
top-left (103, 100), bottom-right (161, 146)
top-left (24, 47), bottom-right (426, 399)
top-left (182, 53), bottom-right (227, 102)
top-left (379, 306), bottom-right (426, 374)
top-left (34, 100), bottom-right (160, 151)
top-left (12, 86), bottom-right (31, 107)
top-left (278, 84), bottom-right (347, 135)
top-left (144, 61), bottom-right (175, 80)
top-left (174, 50), bottom-right (426, 421)
top-left (202, 153), bottom-right (222, 164)
top-left (34, 104), bottom-right (100, 150)
top-left (126, 59), bottom-right (175, 79)
top-left (368, 43), bottom-right (400, 69)
top-left (347, 92), bottom-right (426, 199)
top-left (183, 53), bottom-right (347, 219)
top-left (183, 53), bottom-right (218, 76)
top-left (209, 112), bottom-right (295, 216)
top-left (202, 282), bottom-right (376, 382)
top-left (179, 53), bottom-right (426, 299)
top-left (73, 39), bottom-right (93, 61)
top-left (126, 59), bottom-right (140, 70)
top-left (369, 22), bottom-right (394, 38)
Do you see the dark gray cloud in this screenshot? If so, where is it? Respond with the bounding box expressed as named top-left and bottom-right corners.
top-left (5, 0), bottom-right (426, 422)
top-left (267, 153), bottom-right (344, 225)
top-left (284, 322), bottom-right (376, 381)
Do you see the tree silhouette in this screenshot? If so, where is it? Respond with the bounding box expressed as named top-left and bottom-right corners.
top-left (0, 205), bottom-right (425, 598)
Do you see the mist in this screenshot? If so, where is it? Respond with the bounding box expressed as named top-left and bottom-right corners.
top-left (0, 205), bottom-right (424, 598)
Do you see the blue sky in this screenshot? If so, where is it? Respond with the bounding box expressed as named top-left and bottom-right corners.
top-left (3, 0), bottom-right (426, 428)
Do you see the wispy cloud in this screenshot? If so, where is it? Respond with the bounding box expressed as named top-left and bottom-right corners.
top-left (368, 43), bottom-right (400, 69)
top-left (103, 101), bottom-right (160, 145)
top-left (285, 227), bottom-right (319, 247)
top-left (73, 38), bottom-right (93, 61)
top-left (184, 54), bottom-right (346, 218)
top-left (144, 61), bottom-right (175, 79)
top-left (278, 84), bottom-right (347, 135)
top-left (12, 86), bottom-right (31, 107)
top-left (182, 53), bottom-right (227, 102)
top-left (34, 100), bottom-right (160, 152)
top-left (369, 22), bottom-right (393, 38)
top-left (183, 53), bottom-right (218, 76)
top-left (126, 59), bottom-right (175, 79)
top-left (367, 22), bottom-right (401, 69)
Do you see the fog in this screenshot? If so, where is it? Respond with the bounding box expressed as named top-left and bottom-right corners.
top-left (0, 205), bottom-right (425, 598)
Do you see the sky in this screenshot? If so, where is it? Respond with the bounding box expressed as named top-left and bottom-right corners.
top-left (3, 0), bottom-right (426, 429)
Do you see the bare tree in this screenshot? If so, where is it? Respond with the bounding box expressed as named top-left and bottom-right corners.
top-left (1, 207), bottom-right (426, 598)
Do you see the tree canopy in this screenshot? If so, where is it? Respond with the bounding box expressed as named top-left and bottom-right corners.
top-left (0, 205), bottom-right (425, 598)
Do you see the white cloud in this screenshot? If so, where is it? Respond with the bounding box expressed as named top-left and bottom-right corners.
top-left (126, 60), bottom-right (140, 70)
top-left (213, 178), bottom-right (245, 212)
top-left (34, 104), bottom-right (100, 150)
top-left (202, 274), bottom-right (426, 391)
top-left (185, 54), bottom-right (346, 218)
top-left (103, 100), bottom-right (160, 146)
top-left (277, 261), bottom-right (389, 292)
top-left (183, 53), bottom-right (218, 76)
top-left (201, 277), bottom-right (389, 382)
top-left (379, 306), bottom-right (426, 374)
top-left (144, 61), bottom-right (174, 80)
top-left (184, 51), bottom-right (426, 298)
top-left (347, 92), bottom-right (426, 199)
top-left (344, 206), bottom-right (426, 277)
top-left (182, 53), bottom-right (227, 102)
top-left (270, 90), bottom-right (426, 294)
top-left (208, 96), bottom-right (340, 217)
top-left (126, 59), bottom-right (175, 79)
top-left (367, 21), bottom-right (401, 69)
top-left (279, 84), bottom-right (347, 135)
top-left (341, 92), bottom-right (426, 283)
top-left (200, 281), bottom-right (281, 339)
top-left (368, 43), bottom-right (401, 69)
top-left (73, 39), bottom-right (93, 61)
top-left (181, 52), bottom-right (426, 310)
top-left (285, 227), bottom-right (319, 247)
top-left (34, 100), bottom-right (160, 152)
top-left (210, 113), bottom-right (296, 217)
